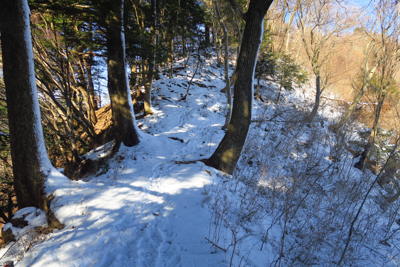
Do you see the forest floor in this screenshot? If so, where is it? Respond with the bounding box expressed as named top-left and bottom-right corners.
top-left (0, 50), bottom-right (399, 266)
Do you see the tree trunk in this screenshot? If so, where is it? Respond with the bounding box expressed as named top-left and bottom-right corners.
top-left (144, 0), bottom-right (157, 116)
top-left (182, 27), bottom-right (187, 57)
top-left (284, 0), bottom-right (300, 55)
top-left (212, 19), bottom-right (217, 44)
top-left (203, 0), bottom-right (273, 174)
top-left (276, 85), bottom-right (283, 104)
top-left (105, 0), bottom-right (140, 147)
top-left (83, 52), bottom-right (99, 117)
top-left (130, 63), bottom-right (137, 90)
top-left (217, 34), bottom-right (223, 66)
top-left (143, 61), bottom-right (153, 115)
top-left (170, 36), bottom-right (174, 79)
top-left (355, 91), bottom-right (387, 169)
top-left (214, 0), bottom-right (232, 129)
top-left (307, 74), bottom-right (321, 123)
top-left (0, 0), bottom-right (55, 212)
top-left (77, 50), bottom-right (97, 125)
top-left (205, 24), bottom-right (210, 45)
top-left (63, 41), bottom-right (80, 164)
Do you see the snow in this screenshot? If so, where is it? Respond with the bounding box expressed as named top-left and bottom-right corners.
top-left (1, 49), bottom-right (400, 266)
top-left (3, 208), bottom-right (47, 240)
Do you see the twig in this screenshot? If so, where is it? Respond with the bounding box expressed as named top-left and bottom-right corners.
top-left (205, 237), bottom-right (227, 252)
top-left (338, 141), bottom-right (399, 265)
top-left (0, 229), bottom-right (33, 261)
top-left (50, 205), bottom-right (64, 210)
top-left (74, 190), bottom-right (101, 211)
top-left (251, 119), bottom-right (311, 123)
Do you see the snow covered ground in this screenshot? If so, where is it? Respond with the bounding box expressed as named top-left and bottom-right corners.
top-left (1, 51), bottom-right (400, 266)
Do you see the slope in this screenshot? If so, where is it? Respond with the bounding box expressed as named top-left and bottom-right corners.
top-left (0, 49), bottom-right (399, 267)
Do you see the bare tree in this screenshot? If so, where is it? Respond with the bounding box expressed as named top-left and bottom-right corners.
top-left (355, 0), bottom-right (400, 169)
top-left (328, 3), bottom-right (399, 133)
top-left (296, 0), bottom-right (351, 123)
top-left (329, 40), bottom-right (381, 133)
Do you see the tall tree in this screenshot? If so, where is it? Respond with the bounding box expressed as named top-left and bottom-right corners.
top-left (203, 0), bottom-right (274, 174)
top-left (0, 0), bottom-right (61, 220)
top-left (102, 0), bottom-right (141, 148)
top-left (329, 0), bottom-right (398, 133)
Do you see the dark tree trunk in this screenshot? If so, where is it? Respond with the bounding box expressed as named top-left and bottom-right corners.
top-left (169, 31), bottom-right (174, 79)
top-left (182, 28), bottom-right (187, 57)
top-left (105, 0), bottom-right (140, 147)
top-left (86, 22), bottom-right (98, 111)
top-left (78, 54), bottom-right (97, 125)
top-left (144, 0), bottom-right (157, 116)
top-left (203, 0), bottom-right (273, 174)
top-left (84, 52), bottom-right (99, 117)
top-left (307, 74), bottom-right (321, 123)
top-left (0, 0), bottom-right (53, 211)
top-left (205, 25), bottom-right (210, 45)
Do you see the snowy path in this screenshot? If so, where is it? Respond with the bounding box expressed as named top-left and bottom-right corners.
top-left (15, 136), bottom-right (227, 267)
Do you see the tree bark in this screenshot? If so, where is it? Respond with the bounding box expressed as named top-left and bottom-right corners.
top-left (144, 0), bottom-right (157, 116)
top-left (205, 24), bottom-right (210, 45)
top-left (203, 0), bottom-right (273, 174)
top-left (105, 0), bottom-right (140, 147)
top-left (169, 32), bottom-right (174, 79)
top-left (83, 53), bottom-right (98, 122)
top-left (0, 0), bottom-right (54, 211)
top-left (307, 74), bottom-right (321, 123)
top-left (214, 0), bottom-right (232, 130)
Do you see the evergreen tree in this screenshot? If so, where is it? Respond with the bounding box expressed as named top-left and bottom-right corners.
top-left (0, 0), bottom-right (64, 231)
